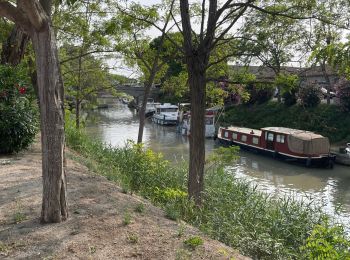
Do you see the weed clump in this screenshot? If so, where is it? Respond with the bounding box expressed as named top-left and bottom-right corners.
top-left (122, 212), bottom-right (132, 226)
top-left (126, 233), bottom-right (138, 244)
top-left (134, 203), bottom-right (145, 213)
top-left (184, 236), bottom-right (203, 250)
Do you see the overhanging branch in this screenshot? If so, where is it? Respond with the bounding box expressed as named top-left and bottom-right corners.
top-left (0, 1), bottom-right (31, 32)
top-left (18, 0), bottom-right (47, 31)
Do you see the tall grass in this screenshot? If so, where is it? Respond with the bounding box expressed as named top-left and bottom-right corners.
top-left (65, 118), bottom-right (349, 259)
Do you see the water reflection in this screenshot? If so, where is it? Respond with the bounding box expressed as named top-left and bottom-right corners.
top-left (229, 151), bottom-right (350, 225)
top-left (85, 103), bottom-right (350, 227)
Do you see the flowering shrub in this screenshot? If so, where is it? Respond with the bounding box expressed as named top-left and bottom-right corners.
top-left (334, 78), bottom-right (350, 111)
top-left (298, 84), bottom-right (322, 108)
top-left (0, 65), bottom-right (38, 154)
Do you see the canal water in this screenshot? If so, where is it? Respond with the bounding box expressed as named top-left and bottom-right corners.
top-left (85, 102), bottom-right (350, 227)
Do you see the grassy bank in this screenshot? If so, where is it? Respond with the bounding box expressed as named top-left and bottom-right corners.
top-left (65, 121), bottom-right (350, 259)
top-left (220, 102), bottom-right (350, 143)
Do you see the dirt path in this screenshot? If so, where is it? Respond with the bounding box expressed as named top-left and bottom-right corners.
top-left (0, 142), bottom-right (249, 260)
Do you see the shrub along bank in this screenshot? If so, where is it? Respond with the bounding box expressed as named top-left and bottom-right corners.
top-left (0, 65), bottom-right (39, 154)
top-left (65, 120), bottom-right (350, 259)
top-left (220, 102), bottom-right (350, 143)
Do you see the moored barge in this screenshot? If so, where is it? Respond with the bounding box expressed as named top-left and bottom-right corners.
top-left (152, 103), bottom-right (179, 125)
top-left (217, 126), bottom-right (336, 168)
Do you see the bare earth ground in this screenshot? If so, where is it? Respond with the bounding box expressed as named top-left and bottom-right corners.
top-left (0, 142), bottom-right (249, 260)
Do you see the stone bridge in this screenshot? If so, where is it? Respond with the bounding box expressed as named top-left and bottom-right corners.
top-left (115, 84), bottom-right (161, 103)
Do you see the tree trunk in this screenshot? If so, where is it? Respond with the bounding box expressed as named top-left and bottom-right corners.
top-left (321, 62), bottom-right (331, 105)
top-left (137, 86), bottom-right (151, 144)
top-left (75, 98), bottom-right (80, 129)
top-left (76, 54), bottom-right (82, 129)
top-left (277, 86), bottom-right (282, 103)
top-left (1, 25), bottom-right (29, 65)
top-left (31, 22), bottom-right (68, 223)
top-left (187, 59), bottom-right (206, 205)
top-left (137, 75), bottom-right (156, 143)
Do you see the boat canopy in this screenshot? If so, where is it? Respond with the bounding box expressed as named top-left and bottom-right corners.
top-left (287, 133), bottom-right (330, 155)
top-left (261, 127), bottom-right (330, 155)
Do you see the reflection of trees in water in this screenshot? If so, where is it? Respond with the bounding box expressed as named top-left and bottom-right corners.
top-left (238, 151), bottom-right (334, 192)
top-left (237, 151), bottom-right (350, 221)
top-left (87, 105), bottom-right (138, 125)
top-left (330, 177), bottom-right (350, 212)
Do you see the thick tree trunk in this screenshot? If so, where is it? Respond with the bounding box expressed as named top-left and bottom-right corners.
top-left (187, 60), bottom-right (206, 205)
top-left (31, 22), bottom-right (68, 223)
top-left (1, 25), bottom-right (29, 65)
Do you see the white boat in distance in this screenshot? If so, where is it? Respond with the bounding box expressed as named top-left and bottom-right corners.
top-left (179, 107), bottom-right (220, 138)
top-left (152, 103), bottom-right (179, 125)
top-left (145, 98), bottom-right (158, 117)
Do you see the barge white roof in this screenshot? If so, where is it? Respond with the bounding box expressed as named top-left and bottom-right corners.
top-left (261, 127), bottom-right (324, 140)
top-left (224, 126), bottom-right (261, 136)
top-left (156, 103), bottom-right (178, 108)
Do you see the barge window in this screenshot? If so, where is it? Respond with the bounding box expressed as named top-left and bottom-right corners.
top-left (205, 117), bottom-right (214, 125)
top-left (232, 133), bottom-right (237, 140)
top-left (252, 137), bottom-right (259, 145)
top-left (224, 131), bottom-right (229, 138)
top-left (241, 135), bottom-right (247, 142)
top-left (267, 133), bottom-right (274, 141)
top-left (276, 134), bottom-right (285, 143)
top-left (161, 108), bottom-right (178, 112)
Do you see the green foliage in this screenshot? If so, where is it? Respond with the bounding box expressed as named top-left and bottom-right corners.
top-left (126, 233), bottom-right (139, 244)
top-left (13, 212), bottom-right (26, 224)
top-left (274, 73), bottom-right (299, 106)
top-left (161, 71), bottom-right (189, 103)
top-left (282, 89), bottom-right (298, 106)
top-left (207, 146), bottom-right (239, 166)
top-left (177, 221), bottom-right (186, 237)
top-left (301, 219), bottom-right (350, 260)
top-left (245, 83), bottom-right (274, 105)
top-left (0, 65), bottom-right (39, 154)
top-left (134, 203), bottom-right (145, 213)
top-left (0, 242), bottom-right (10, 257)
top-left (206, 82), bottom-right (229, 107)
top-left (122, 212), bottom-right (132, 226)
top-left (242, 8), bottom-right (305, 76)
top-left (334, 78), bottom-right (350, 112)
top-left (220, 102), bottom-right (350, 143)
top-left (165, 203), bottom-right (181, 221)
top-left (65, 124), bottom-right (349, 259)
top-left (298, 84), bottom-right (322, 108)
top-left (183, 236), bottom-right (203, 250)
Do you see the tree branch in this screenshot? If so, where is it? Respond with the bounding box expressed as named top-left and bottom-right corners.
top-left (117, 4), bottom-right (184, 54)
top-left (180, 0), bottom-right (193, 54)
top-left (210, 1), bottom-right (252, 49)
top-left (0, 1), bottom-right (31, 32)
top-left (200, 0), bottom-right (206, 41)
top-left (17, 0), bottom-right (47, 31)
top-left (60, 50), bottom-right (119, 64)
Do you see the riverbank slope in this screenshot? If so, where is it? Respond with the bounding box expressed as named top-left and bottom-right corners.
top-left (0, 141), bottom-right (248, 259)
